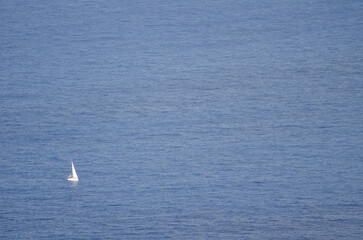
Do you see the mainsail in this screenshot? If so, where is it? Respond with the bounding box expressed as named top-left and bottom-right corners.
top-left (71, 162), bottom-right (78, 180)
top-left (68, 161), bottom-right (79, 181)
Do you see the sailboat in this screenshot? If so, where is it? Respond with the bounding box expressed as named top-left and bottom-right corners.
top-left (68, 161), bottom-right (79, 181)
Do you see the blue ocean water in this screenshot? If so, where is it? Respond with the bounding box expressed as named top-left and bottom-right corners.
top-left (0, 0), bottom-right (362, 239)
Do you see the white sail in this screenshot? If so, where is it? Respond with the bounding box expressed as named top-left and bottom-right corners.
top-left (68, 161), bottom-right (79, 181)
top-left (71, 162), bottom-right (78, 180)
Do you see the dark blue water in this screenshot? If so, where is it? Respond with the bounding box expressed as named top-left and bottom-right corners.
top-left (1, 0), bottom-right (362, 239)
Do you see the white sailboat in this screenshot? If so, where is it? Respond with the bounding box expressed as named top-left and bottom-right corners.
top-left (68, 161), bottom-right (79, 181)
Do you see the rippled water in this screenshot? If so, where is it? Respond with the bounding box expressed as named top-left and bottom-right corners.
top-left (1, 0), bottom-right (362, 239)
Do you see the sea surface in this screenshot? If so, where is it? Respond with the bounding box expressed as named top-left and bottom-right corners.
top-left (0, 0), bottom-right (362, 239)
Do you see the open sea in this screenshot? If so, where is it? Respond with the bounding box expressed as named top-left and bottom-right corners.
top-left (0, 0), bottom-right (362, 239)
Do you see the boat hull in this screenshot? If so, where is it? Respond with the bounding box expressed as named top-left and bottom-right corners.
top-left (67, 177), bottom-right (79, 181)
